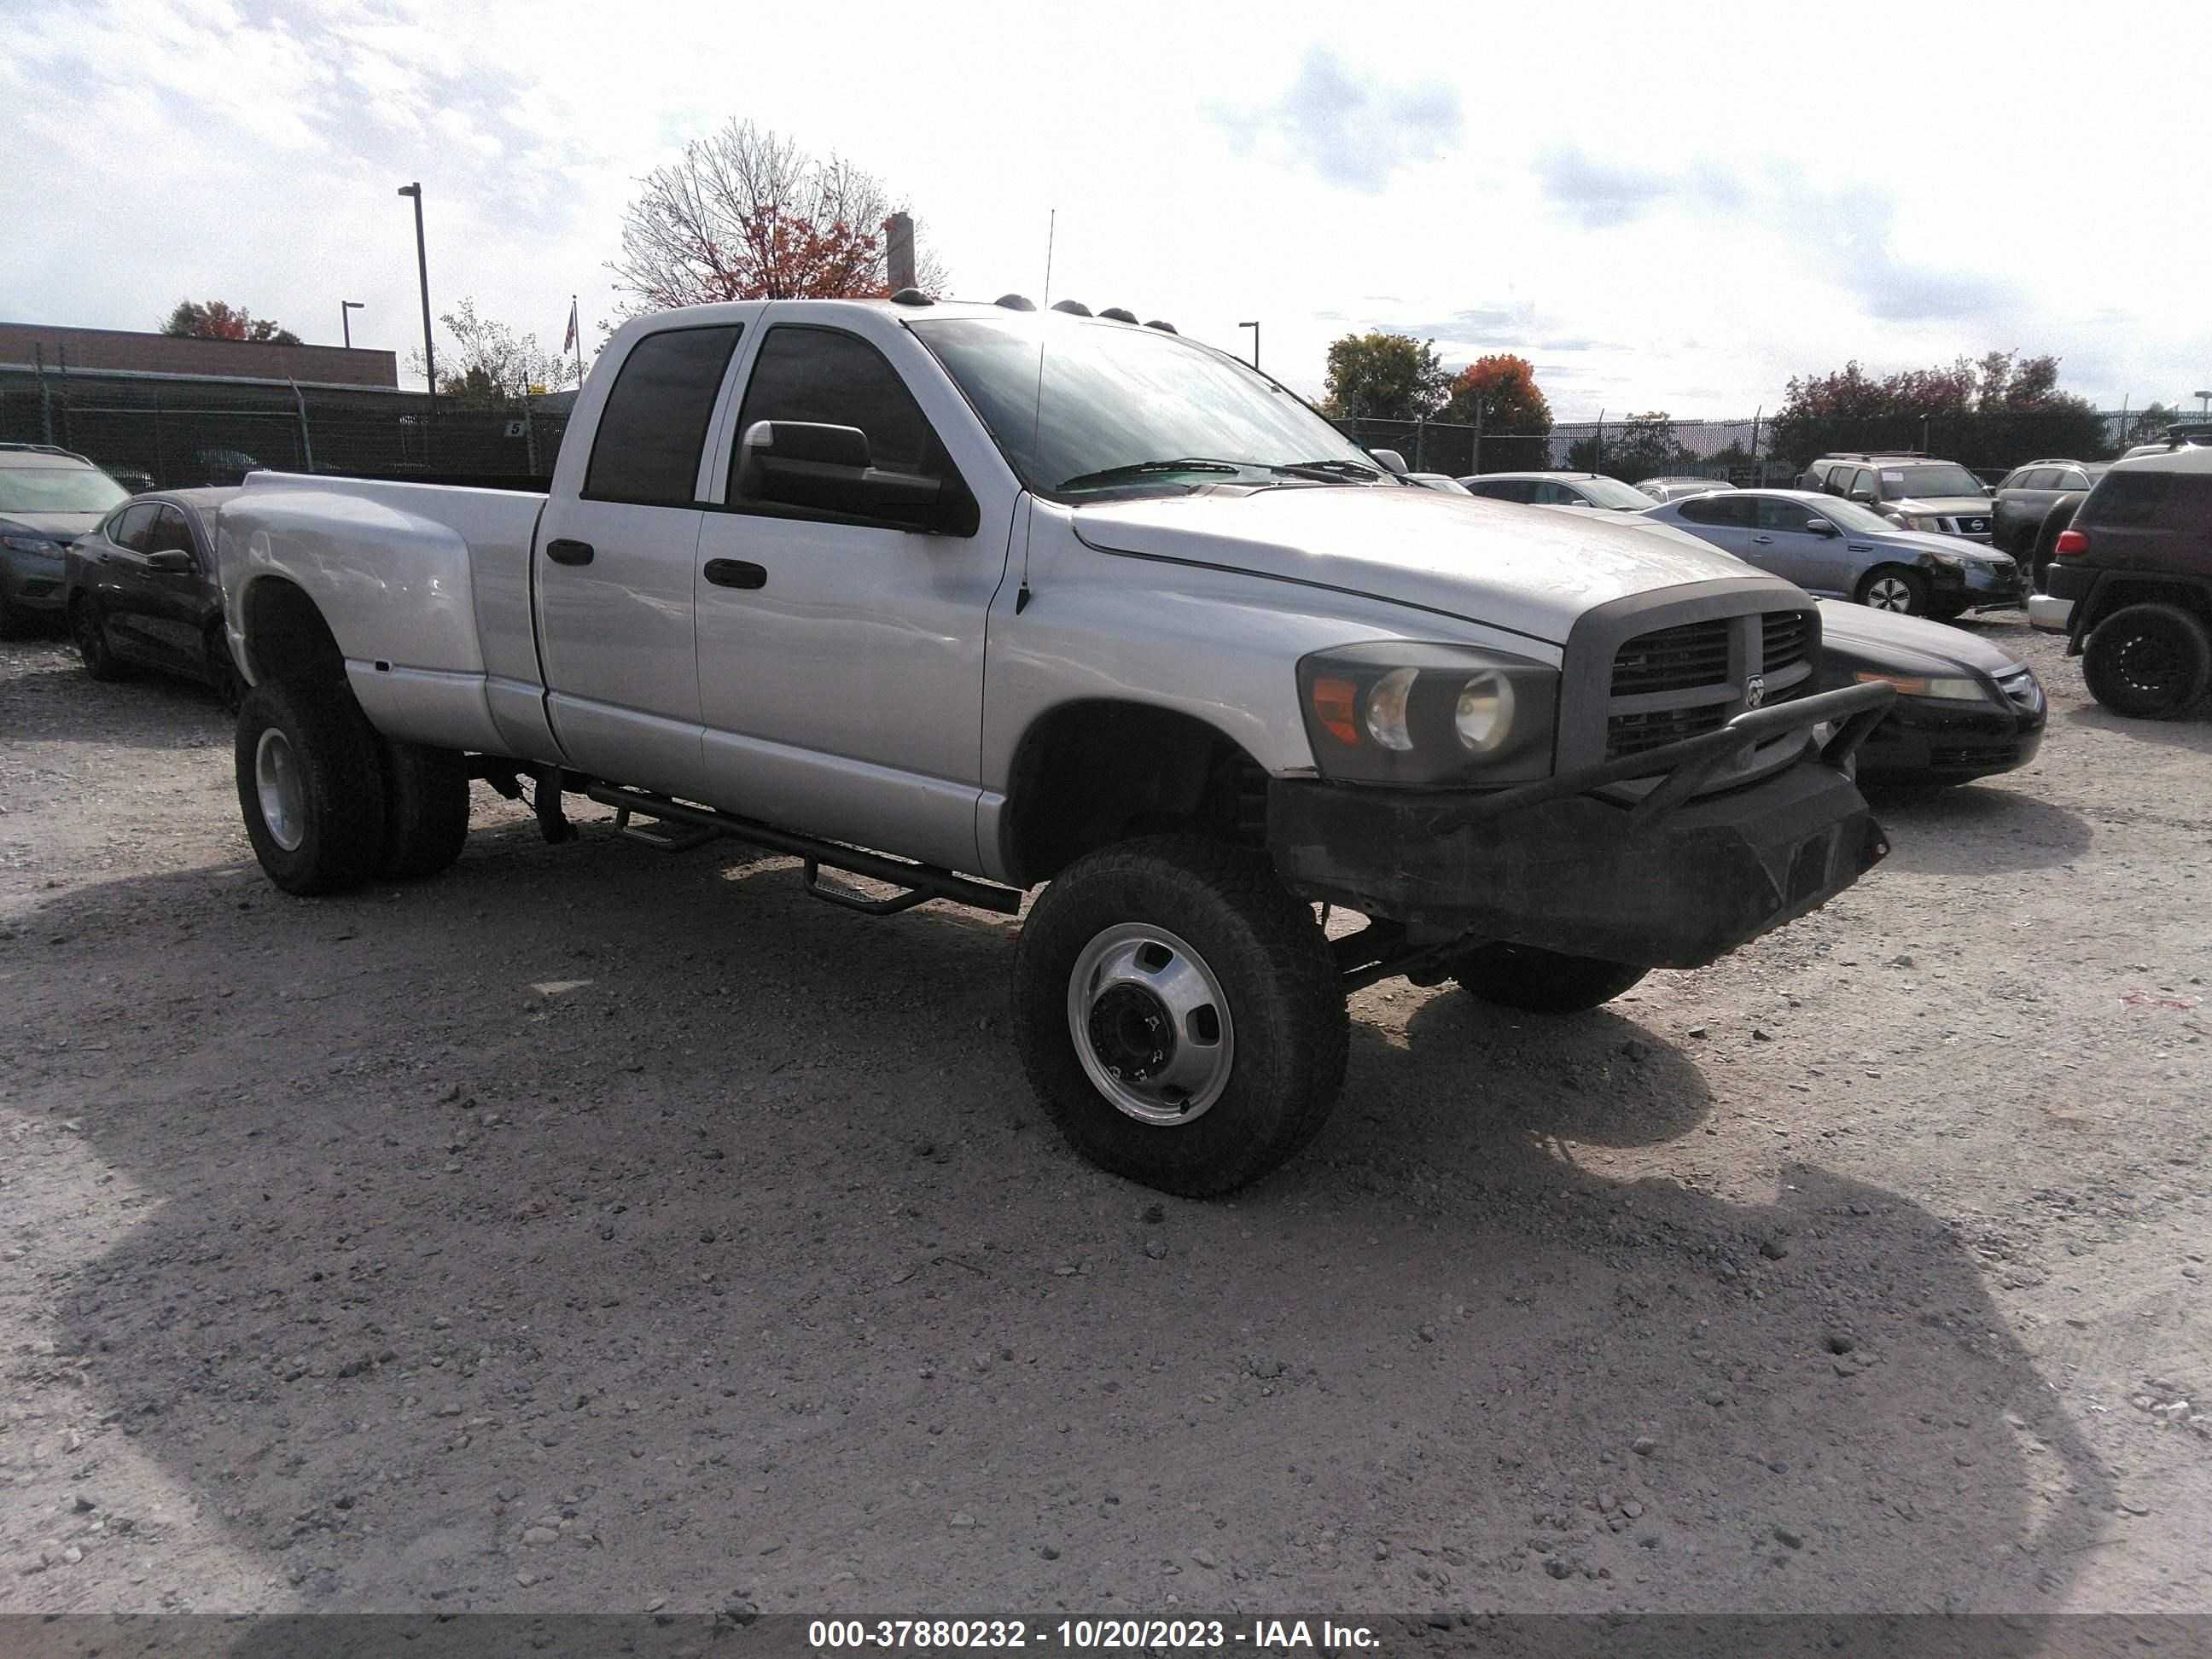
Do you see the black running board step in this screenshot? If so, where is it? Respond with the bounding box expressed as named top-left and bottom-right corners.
top-left (581, 783), bottom-right (1022, 917)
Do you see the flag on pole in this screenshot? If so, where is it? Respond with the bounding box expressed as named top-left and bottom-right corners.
top-left (562, 300), bottom-right (579, 355)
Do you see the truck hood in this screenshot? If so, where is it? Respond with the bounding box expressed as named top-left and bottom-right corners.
top-left (1069, 486), bottom-right (1767, 645)
top-left (0, 510), bottom-right (102, 544)
top-left (1890, 495), bottom-right (1993, 515)
top-left (1816, 598), bottom-right (2022, 675)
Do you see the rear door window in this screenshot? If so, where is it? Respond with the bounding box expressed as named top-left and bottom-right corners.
top-left (584, 324), bottom-right (744, 507)
top-left (1755, 497), bottom-right (1826, 532)
top-left (147, 506), bottom-right (196, 557)
top-left (2081, 472), bottom-right (2179, 529)
top-left (2023, 467), bottom-right (2064, 490)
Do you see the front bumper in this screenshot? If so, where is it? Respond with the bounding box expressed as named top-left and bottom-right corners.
top-left (1268, 684), bottom-right (1895, 970)
top-left (1929, 558), bottom-right (2029, 612)
top-left (0, 556), bottom-right (68, 612)
top-left (1855, 696), bottom-right (2046, 785)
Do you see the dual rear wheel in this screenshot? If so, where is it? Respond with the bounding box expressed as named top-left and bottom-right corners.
top-left (236, 681), bottom-right (470, 894)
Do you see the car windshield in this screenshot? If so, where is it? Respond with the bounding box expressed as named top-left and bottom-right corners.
top-left (1792, 495), bottom-right (1893, 534)
top-left (0, 466), bottom-right (129, 515)
top-left (909, 316), bottom-right (1399, 497)
top-left (1885, 465), bottom-right (1984, 499)
top-left (1577, 476), bottom-right (1665, 509)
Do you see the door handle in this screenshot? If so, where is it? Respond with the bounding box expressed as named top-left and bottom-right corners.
top-left (1752, 534), bottom-right (1774, 544)
top-left (703, 559), bottom-right (767, 590)
top-left (544, 538), bottom-right (595, 566)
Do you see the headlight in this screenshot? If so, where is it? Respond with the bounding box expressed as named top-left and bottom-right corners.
top-left (1908, 515), bottom-right (1947, 533)
top-left (1299, 643), bottom-right (1557, 784)
top-left (1924, 549), bottom-right (1965, 568)
top-left (1854, 669), bottom-right (1991, 705)
top-left (0, 533), bottom-right (61, 555)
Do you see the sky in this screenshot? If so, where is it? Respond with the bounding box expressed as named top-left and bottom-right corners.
top-left (3, 0), bottom-right (2206, 422)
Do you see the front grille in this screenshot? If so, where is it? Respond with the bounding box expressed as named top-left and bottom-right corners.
top-left (1608, 704), bottom-right (1731, 758)
top-left (1610, 620), bottom-right (1731, 696)
top-left (21, 578), bottom-right (58, 598)
top-left (1601, 607), bottom-right (1816, 765)
top-left (1929, 742), bottom-right (2020, 771)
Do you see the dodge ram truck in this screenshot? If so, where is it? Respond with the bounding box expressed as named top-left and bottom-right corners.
top-left (212, 294), bottom-right (1893, 1195)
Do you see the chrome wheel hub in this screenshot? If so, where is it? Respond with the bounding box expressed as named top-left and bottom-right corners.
top-left (254, 727), bottom-right (306, 852)
top-left (1067, 923), bottom-right (1235, 1125)
top-left (1866, 577), bottom-right (1912, 613)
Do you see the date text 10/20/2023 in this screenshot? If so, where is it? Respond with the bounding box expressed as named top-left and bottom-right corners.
top-left (806, 1619), bottom-right (1381, 1650)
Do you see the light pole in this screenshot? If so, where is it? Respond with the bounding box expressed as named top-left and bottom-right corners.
top-left (340, 300), bottom-right (364, 349)
top-left (1238, 321), bottom-right (1260, 370)
top-left (396, 183), bottom-right (436, 417)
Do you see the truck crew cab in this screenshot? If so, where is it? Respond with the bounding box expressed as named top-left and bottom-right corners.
top-left (211, 294), bottom-right (1894, 1195)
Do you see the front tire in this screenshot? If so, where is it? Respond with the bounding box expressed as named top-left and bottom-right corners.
top-left (1013, 835), bottom-right (1348, 1196)
top-left (71, 597), bottom-right (125, 679)
top-left (1858, 565), bottom-right (1930, 616)
top-left (235, 682), bottom-right (387, 894)
top-left (2081, 603), bottom-right (2212, 719)
top-left (1452, 942), bottom-right (1648, 1014)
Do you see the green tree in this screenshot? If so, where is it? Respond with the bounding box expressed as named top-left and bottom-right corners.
top-left (1438, 353), bottom-right (1552, 433)
top-left (1769, 351), bottom-right (2107, 469)
top-left (406, 298), bottom-right (575, 402)
top-left (1567, 411), bottom-right (1692, 482)
top-left (1322, 331), bottom-right (1449, 422)
top-left (160, 299), bottom-right (300, 345)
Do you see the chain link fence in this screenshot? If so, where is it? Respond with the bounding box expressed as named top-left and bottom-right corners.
top-left (0, 365), bottom-right (572, 490)
top-left (1336, 406), bottom-right (2195, 487)
top-left (6, 363), bottom-right (2197, 496)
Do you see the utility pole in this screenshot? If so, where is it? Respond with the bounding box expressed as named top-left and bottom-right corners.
top-left (1238, 321), bottom-right (1260, 370)
top-left (396, 182), bottom-right (436, 419)
top-left (341, 300), bottom-right (364, 349)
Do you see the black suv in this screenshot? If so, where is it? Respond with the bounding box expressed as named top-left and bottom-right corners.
top-left (2048, 442), bottom-right (2212, 717)
top-left (1800, 453), bottom-right (1995, 542)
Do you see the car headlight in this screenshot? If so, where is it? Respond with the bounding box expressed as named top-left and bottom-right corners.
top-left (1854, 669), bottom-right (1991, 706)
top-left (0, 533), bottom-right (62, 556)
top-left (1300, 643), bottom-right (1557, 784)
top-left (1924, 549), bottom-right (1965, 568)
top-left (1907, 515), bottom-right (1948, 532)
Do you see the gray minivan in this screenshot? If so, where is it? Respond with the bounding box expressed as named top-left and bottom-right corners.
top-left (1644, 487), bottom-right (2026, 618)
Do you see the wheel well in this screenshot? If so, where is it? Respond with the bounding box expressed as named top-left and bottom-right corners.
top-left (1001, 702), bottom-right (1269, 886)
top-left (2084, 579), bottom-right (2212, 635)
top-left (240, 577), bottom-right (345, 689)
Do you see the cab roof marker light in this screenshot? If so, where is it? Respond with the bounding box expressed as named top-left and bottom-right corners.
top-left (1098, 307), bottom-right (1138, 323)
top-left (1143, 320), bottom-right (1179, 334)
top-left (888, 288), bottom-right (934, 307)
top-left (993, 294), bottom-right (1036, 311)
top-left (1050, 300), bottom-right (1092, 317)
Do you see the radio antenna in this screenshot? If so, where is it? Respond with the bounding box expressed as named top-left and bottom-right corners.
top-left (1018, 208), bottom-right (1057, 615)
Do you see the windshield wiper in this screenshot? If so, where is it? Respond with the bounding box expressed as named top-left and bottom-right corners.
top-left (1268, 458), bottom-right (1382, 482)
top-left (1056, 457), bottom-right (1247, 491)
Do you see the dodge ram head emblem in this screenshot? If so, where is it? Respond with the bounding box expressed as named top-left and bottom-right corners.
top-left (1744, 673), bottom-right (1767, 708)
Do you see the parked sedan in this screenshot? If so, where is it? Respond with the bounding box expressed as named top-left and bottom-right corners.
top-left (1815, 600), bottom-right (2046, 786)
top-left (1403, 472), bottom-right (1473, 494)
top-left (1636, 476), bottom-right (1735, 503)
top-left (1644, 488), bottom-right (2026, 618)
top-left (0, 443), bottom-right (131, 636)
top-left (63, 488), bottom-right (243, 704)
top-left (1457, 471), bottom-right (1657, 511)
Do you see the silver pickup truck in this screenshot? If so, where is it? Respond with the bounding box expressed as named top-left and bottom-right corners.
top-left (213, 295), bottom-right (1892, 1195)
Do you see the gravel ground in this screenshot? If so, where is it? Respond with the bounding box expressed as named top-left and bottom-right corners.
top-left (1, 613), bottom-right (2208, 1624)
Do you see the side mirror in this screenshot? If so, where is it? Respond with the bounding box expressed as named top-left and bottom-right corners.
top-left (735, 420), bottom-right (946, 527)
top-left (1367, 448), bottom-right (1410, 476)
top-left (1804, 517), bottom-right (1839, 538)
top-left (146, 549), bottom-right (195, 573)
top-left (1848, 489), bottom-right (1876, 505)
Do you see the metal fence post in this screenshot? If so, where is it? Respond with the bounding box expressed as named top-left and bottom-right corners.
top-left (289, 380), bottom-right (314, 474)
top-left (33, 345), bottom-right (53, 445)
top-left (1413, 418), bottom-right (1425, 472)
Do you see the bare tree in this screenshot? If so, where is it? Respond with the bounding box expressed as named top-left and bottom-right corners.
top-left (607, 119), bottom-right (946, 315)
top-left (405, 298), bottom-right (574, 401)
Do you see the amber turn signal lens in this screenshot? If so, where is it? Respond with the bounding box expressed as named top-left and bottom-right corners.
top-left (1311, 676), bottom-right (1360, 745)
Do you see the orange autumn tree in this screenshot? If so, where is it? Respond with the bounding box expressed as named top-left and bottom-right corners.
top-left (608, 119), bottom-right (945, 312)
top-left (1439, 353), bottom-right (1553, 433)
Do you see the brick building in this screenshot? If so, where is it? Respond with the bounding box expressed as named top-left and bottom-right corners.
top-left (0, 321), bottom-right (397, 388)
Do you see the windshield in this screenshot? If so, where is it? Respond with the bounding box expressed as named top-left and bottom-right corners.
top-left (910, 316), bottom-right (1397, 497)
top-left (1578, 476), bottom-right (1664, 509)
top-left (1796, 495), bottom-right (1894, 535)
top-left (1884, 464), bottom-right (1984, 500)
top-left (0, 466), bottom-right (129, 515)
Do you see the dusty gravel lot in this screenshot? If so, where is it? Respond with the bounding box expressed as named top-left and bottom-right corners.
top-left (2, 613), bottom-right (2208, 1625)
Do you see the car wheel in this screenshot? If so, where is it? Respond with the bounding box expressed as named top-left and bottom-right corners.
top-left (1013, 835), bottom-right (1348, 1196)
top-left (1450, 942), bottom-right (1649, 1014)
top-left (203, 624), bottom-right (242, 712)
top-left (1858, 566), bottom-right (1930, 616)
top-left (2081, 603), bottom-right (2212, 719)
top-left (377, 739), bottom-right (471, 879)
top-left (70, 597), bottom-right (126, 679)
top-left (234, 681), bottom-right (388, 895)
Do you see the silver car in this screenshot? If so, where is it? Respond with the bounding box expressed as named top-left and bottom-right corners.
top-left (1643, 487), bottom-right (2028, 619)
top-left (1637, 476), bottom-right (1735, 504)
top-left (1458, 471), bottom-right (1659, 511)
